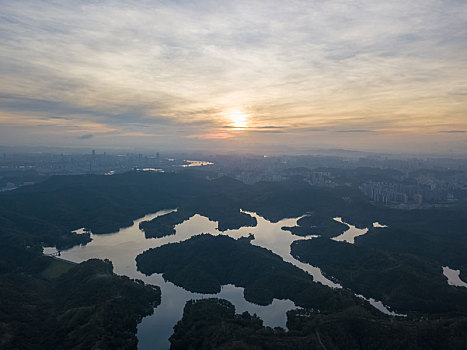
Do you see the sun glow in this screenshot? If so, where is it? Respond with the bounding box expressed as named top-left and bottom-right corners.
top-left (229, 111), bottom-right (248, 129)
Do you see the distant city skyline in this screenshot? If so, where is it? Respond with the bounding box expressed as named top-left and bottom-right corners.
top-left (1, 1), bottom-right (466, 154)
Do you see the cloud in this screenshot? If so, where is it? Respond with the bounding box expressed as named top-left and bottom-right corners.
top-left (78, 134), bottom-right (94, 139)
top-left (186, 133), bottom-right (233, 140)
top-left (337, 129), bottom-right (374, 133)
top-left (0, 0), bottom-right (466, 152)
top-left (222, 125), bottom-right (283, 130)
top-left (439, 130), bottom-right (466, 133)
top-left (247, 129), bottom-right (285, 134)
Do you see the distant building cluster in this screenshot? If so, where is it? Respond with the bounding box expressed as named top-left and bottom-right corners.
top-left (360, 181), bottom-right (454, 206)
top-left (2, 151), bottom-right (467, 204)
top-left (0, 151), bottom-right (213, 191)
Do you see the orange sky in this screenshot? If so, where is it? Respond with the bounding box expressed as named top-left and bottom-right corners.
top-left (0, 1), bottom-right (466, 154)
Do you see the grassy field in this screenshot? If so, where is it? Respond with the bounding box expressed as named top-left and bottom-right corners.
top-left (40, 257), bottom-right (75, 279)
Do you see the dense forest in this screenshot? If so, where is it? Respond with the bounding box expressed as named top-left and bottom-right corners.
top-left (291, 237), bottom-right (467, 315)
top-left (171, 298), bottom-right (467, 350)
top-left (1, 171), bottom-right (467, 348)
top-left (136, 234), bottom-right (360, 310)
top-left (281, 213), bottom-right (348, 237)
top-left (0, 252), bottom-right (160, 349)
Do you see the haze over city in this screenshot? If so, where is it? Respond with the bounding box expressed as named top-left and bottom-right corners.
top-left (1, 0), bottom-right (466, 154)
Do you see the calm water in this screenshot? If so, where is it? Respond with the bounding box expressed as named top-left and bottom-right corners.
top-left (50, 210), bottom-right (400, 349)
top-left (55, 211), bottom-right (300, 349)
top-left (180, 160), bottom-right (214, 167)
top-left (332, 217), bottom-right (369, 244)
top-left (443, 266), bottom-right (467, 288)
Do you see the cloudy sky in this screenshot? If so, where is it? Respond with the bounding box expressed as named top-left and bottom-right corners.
top-left (0, 0), bottom-right (466, 154)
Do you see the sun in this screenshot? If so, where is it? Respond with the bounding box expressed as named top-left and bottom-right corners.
top-left (229, 110), bottom-right (248, 129)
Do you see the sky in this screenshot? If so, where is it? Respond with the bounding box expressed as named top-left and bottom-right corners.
top-left (0, 0), bottom-right (466, 154)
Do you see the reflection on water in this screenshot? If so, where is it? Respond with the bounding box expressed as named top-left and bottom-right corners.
top-left (53, 209), bottom-right (401, 349)
top-left (329, 218), bottom-right (404, 316)
top-left (332, 217), bottom-right (369, 244)
top-left (356, 294), bottom-right (406, 317)
top-left (136, 168), bottom-right (164, 172)
top-left (443, 266), bottom-right (467, 288)
top-left (137, 278), bottom-right (294, 350)
top-left (228, 211), bottom-right (340, 288)
top-left (43, 246), bottom-right (59, 256)
top-left (57, 210), bottom-right (298, 349)
top-left (72, 227), bottom-right (88, 235)
top-left (180, 160), bottom-right (214, 167)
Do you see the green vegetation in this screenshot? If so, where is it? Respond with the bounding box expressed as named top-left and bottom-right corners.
top-left (181, 193), bottom-right (257, 231)
top-left (291, 237), bottom-right (467, 315)
top-left (357, 224), bottom-right (467, 282)
top-left (245, 179), bottom-right (349, 222)
top-left (282, 213), bottom-right (348, 237)
top-left (1, 171), bottom-right (466, 264)
top-left (0, 253), bottom-right (161, 350)
top-left (0, 173), bottom-right (258, 249)
top-left (139, 209), bottom-right (193, 238)
top-left (170, 298), bottom-right (467, 350)
top-left (139, 205), bottom-right (256, 239)
top-left (170, 298), bottom-right (298, 350)
top-left (1, 171), bottom-right (467, 347)
top-left (136, 234), bottom-right (360, 311)
top-left (40, 258), bottom-right (74, 279)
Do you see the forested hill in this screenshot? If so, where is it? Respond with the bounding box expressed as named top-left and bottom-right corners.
top-left (1, 171), bottom-right (467, 348)
top-left (170, 298), bottom-right (467, 350)
top-left (1, 171), bottom-right (467, 274)
top-left (0, 253), bottom-right (160, 349)
top-left (0, 171), bottom-right (340, 248)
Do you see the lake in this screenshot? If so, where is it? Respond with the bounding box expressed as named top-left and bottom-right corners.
top-left (50, 209), bottom-right (400, 349)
